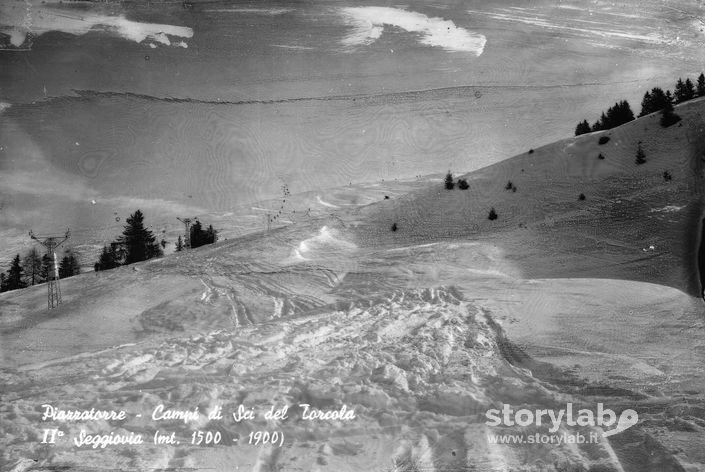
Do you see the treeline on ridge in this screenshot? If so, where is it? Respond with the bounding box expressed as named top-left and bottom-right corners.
top-left (0, 249), bottom-right (79, 293)
top-left (95, 209), bottom-right (218, 272)
top-left (575, 73), bottom-right (705, 136)
top-left (0, 209), bottom-right (221, 295)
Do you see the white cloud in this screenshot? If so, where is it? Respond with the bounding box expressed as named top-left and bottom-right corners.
top-left (340, 7), bottom-right (486, 54)
top-left (0, 1), bottom-right (193, 48)
top-left (104, 15), bottom-right (193, 44)
top-left (471, 8), bottom-right (662, 44)
top-left (150, 32), bottom-right (171, 46)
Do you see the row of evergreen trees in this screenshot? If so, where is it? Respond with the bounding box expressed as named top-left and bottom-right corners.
top-left (0, 249), bottom-right (80, 293)
top-left (175, 220), bottom-right (218, 251)
top-left (575, 100), bottom-right (635, 135)
top-left (575, 73), bottom-right (705, 136)
top-left (0, 210), bottom-right (221, 295)
top-left (95, 210), bottom-right (164, 271)
top-left (94, 210), bottom-right (218, 272)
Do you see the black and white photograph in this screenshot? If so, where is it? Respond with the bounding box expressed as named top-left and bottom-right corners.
top-left (1, 0), bottom-right (705, 470)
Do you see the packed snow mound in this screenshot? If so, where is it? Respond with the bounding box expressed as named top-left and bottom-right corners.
top-left (1, 286), bottom-right (675, 471)
top-left (289, 225), bottom-right (357, 262)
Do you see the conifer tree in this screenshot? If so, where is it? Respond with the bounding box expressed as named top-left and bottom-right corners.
top-left (614, 100), bottom-right (634, 126)
top-left (206, 225), bottom-right (218, 245)
top-left (575, 120), bottom-right (591, 136)
top-left (59, 250), bottom-right (80, 278)
top-left (635, 144), bottom-right (646, 165)
top-left (660, 99), bottom-right (681, 127)
top-left (591, 100), bottom-right (634, 130)
top-left (40, 253), bottom-right (52, 280)
top-left (444, 172), bottom-right (455, 190)
top-left (639, 90), bottom-right (652, 117)
top-left (592, 100), bottom-right (635, 129)
top-left (94, 245), bottom-right (120, 271)
top-left (189, 221), bottom-right (218, 249)
top-left (23, 247), bottom-right (44, 286)
top-left (6, 254), bottom-right (27, 291)
top-left (115, 210), bottom-right (163, 264)
top-left (190, 220), bottom-right (204, 248)
top-left (685, 78), bottom-right (695, 101)
top-left (640, 87), bottom-right (670, 116)
top-left (674, 78), bottom-right (688, 103)
top-left (592, 112), bottom-right (608, 132)
top-left (697, 73), bottom-right (705, 97)
top-left (175, 235), bottom-right (184, 252)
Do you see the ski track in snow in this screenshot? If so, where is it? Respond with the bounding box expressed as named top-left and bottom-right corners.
top-left (1, 286), bottom-right (649, 470)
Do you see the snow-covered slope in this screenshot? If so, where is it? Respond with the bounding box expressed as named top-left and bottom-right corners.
top-left (4, 284), bottom-right (699, 471)
top-left (2, 102), bottom-right (705, 471)
top-left (353, 98), bottom-right (705, 297)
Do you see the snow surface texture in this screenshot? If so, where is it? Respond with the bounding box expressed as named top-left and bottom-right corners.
top-left (2, 221), bottom-right (704, 470)
top-left (2, 287), bottom-right (663, 471)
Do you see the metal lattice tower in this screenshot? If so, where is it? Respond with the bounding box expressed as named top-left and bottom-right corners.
top-left (29, 229), bottom-right (70, 310)
top-left (177, 217), bottom-right (193, 249)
